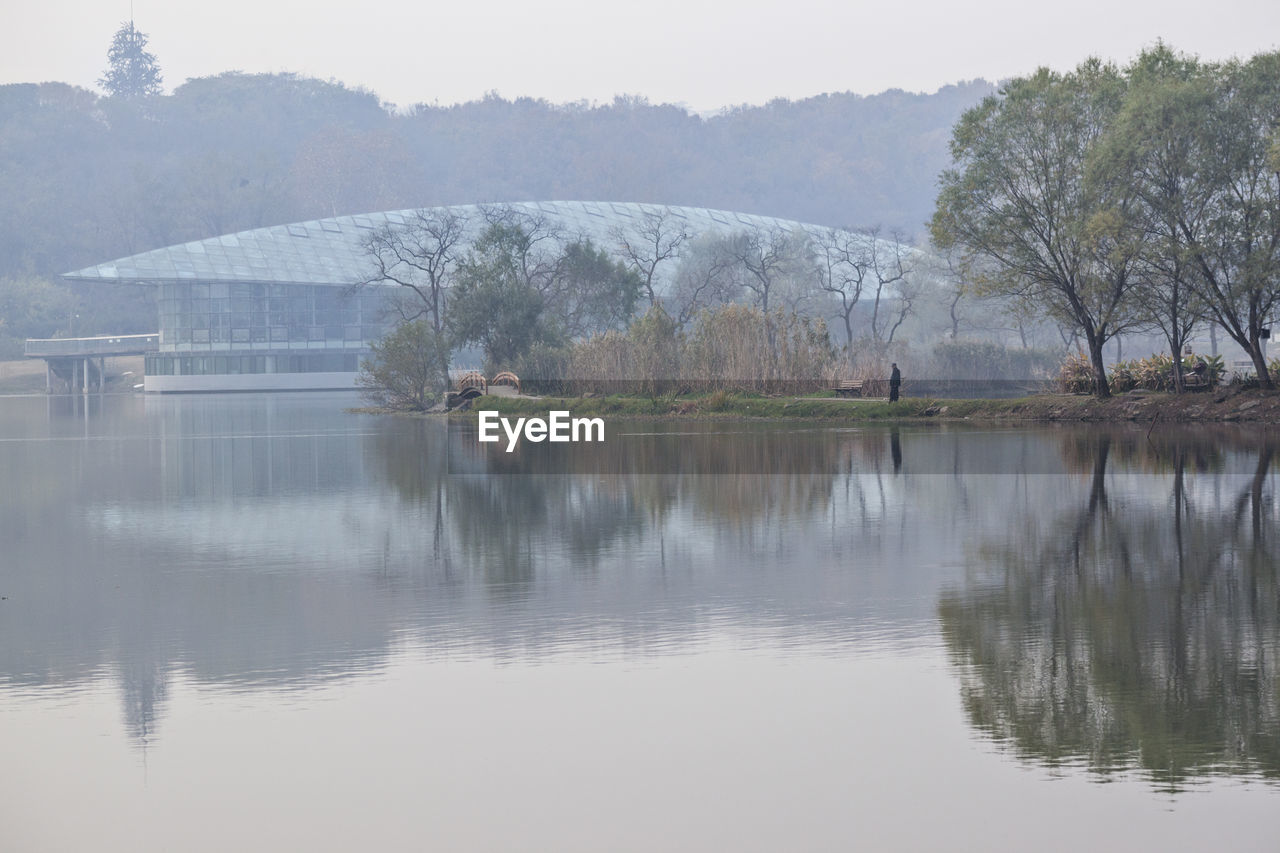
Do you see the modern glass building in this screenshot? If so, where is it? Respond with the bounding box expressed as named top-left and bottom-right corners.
top-left (144, 282), bottom-right (383, 389)
top-left (63, 201), bottom-right (869, 392)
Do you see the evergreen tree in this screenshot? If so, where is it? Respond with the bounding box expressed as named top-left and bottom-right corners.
top-left (99, 21), bottom-right (163, 99)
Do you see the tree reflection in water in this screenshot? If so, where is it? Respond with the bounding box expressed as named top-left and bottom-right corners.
top-left (939, 430), bottom-right (1280, 791)
top-left (371, 420), bottom-right (864, 592)
top-left (11, 389), bottom-right (1276, 779)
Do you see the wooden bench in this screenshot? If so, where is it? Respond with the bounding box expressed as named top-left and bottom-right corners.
top-left (1183, 372), bottom-right (1211, 391)
top-left (833, 380), bottom-right (864, 398)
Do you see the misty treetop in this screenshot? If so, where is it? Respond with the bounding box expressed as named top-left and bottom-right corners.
top-left (99, 20), bottom-right (163, 100)
top-left (0, 22), bottom-right (996, 360)
top-left (0, 60), bottom-right (992, 282)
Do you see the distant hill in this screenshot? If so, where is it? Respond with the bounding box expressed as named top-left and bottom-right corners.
top-left (0, 74), bottom-right (995, 278)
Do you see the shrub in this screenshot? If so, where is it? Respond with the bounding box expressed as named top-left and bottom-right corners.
top-left (1192, 353), bottom-right (1226, 386)
top-left (511, 342), bottom-right (572, 395)
top-left (1058, 351), bottom-right (1096, 394)
top-left (625, 305), bottom-right (683, 397)
top-left (547, 305), bottom-right (686, 397)
top-left (1132, 354), bottom-right (1174, 391)
top-left (567, 329), bottom-right (632, 395)
top-left (1108, 359), bottom-right (1137, 393)
top-left (1106, 353), bottom-right (1227, 393)
top-left (704, 389), bottom-right (730, 411)
top-left (684, 305), bottom-right (836, 393)
top-left (359, 319), bottom-right (451, 411)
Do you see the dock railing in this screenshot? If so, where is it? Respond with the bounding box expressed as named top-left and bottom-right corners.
top-left (25, 334), bottom-right (159, 357)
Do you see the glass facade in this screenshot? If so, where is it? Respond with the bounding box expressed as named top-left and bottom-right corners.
top-left (59, 203), bottom-right (912, 389)
top-left (157, 282), bottom-right (388, 354)
top-left (64, 204), bottom-right (855, 292)
top-left (145, 352), bottom-right (360, 377)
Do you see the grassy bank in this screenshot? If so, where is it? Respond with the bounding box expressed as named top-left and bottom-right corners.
top-left (453, 387), bottom-right (1280, 424)
top-left (0, 359), bottom-right (48, 394)
top-left (464, 392), bottom-right (984, 420)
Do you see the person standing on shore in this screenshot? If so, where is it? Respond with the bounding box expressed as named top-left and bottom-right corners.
top-left (889, 363), bottom-right (902, 403)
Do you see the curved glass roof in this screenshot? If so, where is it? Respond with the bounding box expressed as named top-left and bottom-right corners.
top-left (63, 201), bottom-right (879, 287)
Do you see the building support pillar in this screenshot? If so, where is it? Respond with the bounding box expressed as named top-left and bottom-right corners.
top-left (83, 357), bottom-right (90, 395)
top-left (99, 357), bottom-right (105, 393)
top-left (45, 360), bottom-right (51, 394)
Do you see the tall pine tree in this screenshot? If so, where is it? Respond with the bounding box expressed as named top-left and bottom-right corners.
top-left (99, 21), bottom-right (162, 99)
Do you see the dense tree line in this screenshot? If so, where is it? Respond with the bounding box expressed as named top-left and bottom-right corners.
top-left (933, 45), bottom-right (1280, 396)
top-left (0, 74), bottom-right (991, 281)
top-left (359, 202), bottom-right (1066, 408)
top-left (0, 56), bottom-right (989, 356)
top-left (358, 205), bottom-right (645, 406)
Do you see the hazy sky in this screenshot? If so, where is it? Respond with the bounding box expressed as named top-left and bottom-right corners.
top-left (4, 0), bottom-right (1279, 111)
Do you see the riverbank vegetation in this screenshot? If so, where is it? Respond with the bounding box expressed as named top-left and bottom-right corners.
top-left (8, 25), bottom-right (1276, 407)
top-left (461, 385), bottom-right (1280, 425)
top-left (358, 44), bottom-right (1280, 411)
top-left (356, 203), bottom-right (1066, 409)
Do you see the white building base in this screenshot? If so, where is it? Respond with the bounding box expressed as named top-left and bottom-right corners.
top-left (144, 371), bottom-right (360, 393)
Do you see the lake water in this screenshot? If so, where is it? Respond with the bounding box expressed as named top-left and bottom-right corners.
top-left (1, 392), bottom-right (1277, 852)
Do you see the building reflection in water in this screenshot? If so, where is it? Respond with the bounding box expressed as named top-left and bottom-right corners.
top-left (2, 396), bottom-right (931, 746)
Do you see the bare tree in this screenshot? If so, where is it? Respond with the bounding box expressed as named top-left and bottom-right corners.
top-left (668, 235), bottom-right (739, 327)
top-left (725, 226), bottom-right (801, 314)
top-left (865, 227), bottom-right (916, 344)
top-left (1056, 321), bottom-right (1082, 352)
top-left (946, 281), bottom-right (965, 341)
top-left (362, 208), bottom-right (470, 333)
top-left (771, 233), bottom-right (819, 316)
top-left (814, 228), bottom-right (873, 350)
top-left (612, 209), bottom-right (690, 307)
top-left (476, 203), bottom-right (570, 294)
top-left (925, 247), bottom-right (1059, 348)
top-left (881, 272), bottom-right (920, 345)
top-left (931, 246), bottom-right (973, 341)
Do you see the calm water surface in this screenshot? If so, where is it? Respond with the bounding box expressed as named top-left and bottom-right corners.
top-left (1, 392), bottom-right (1277, 851)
